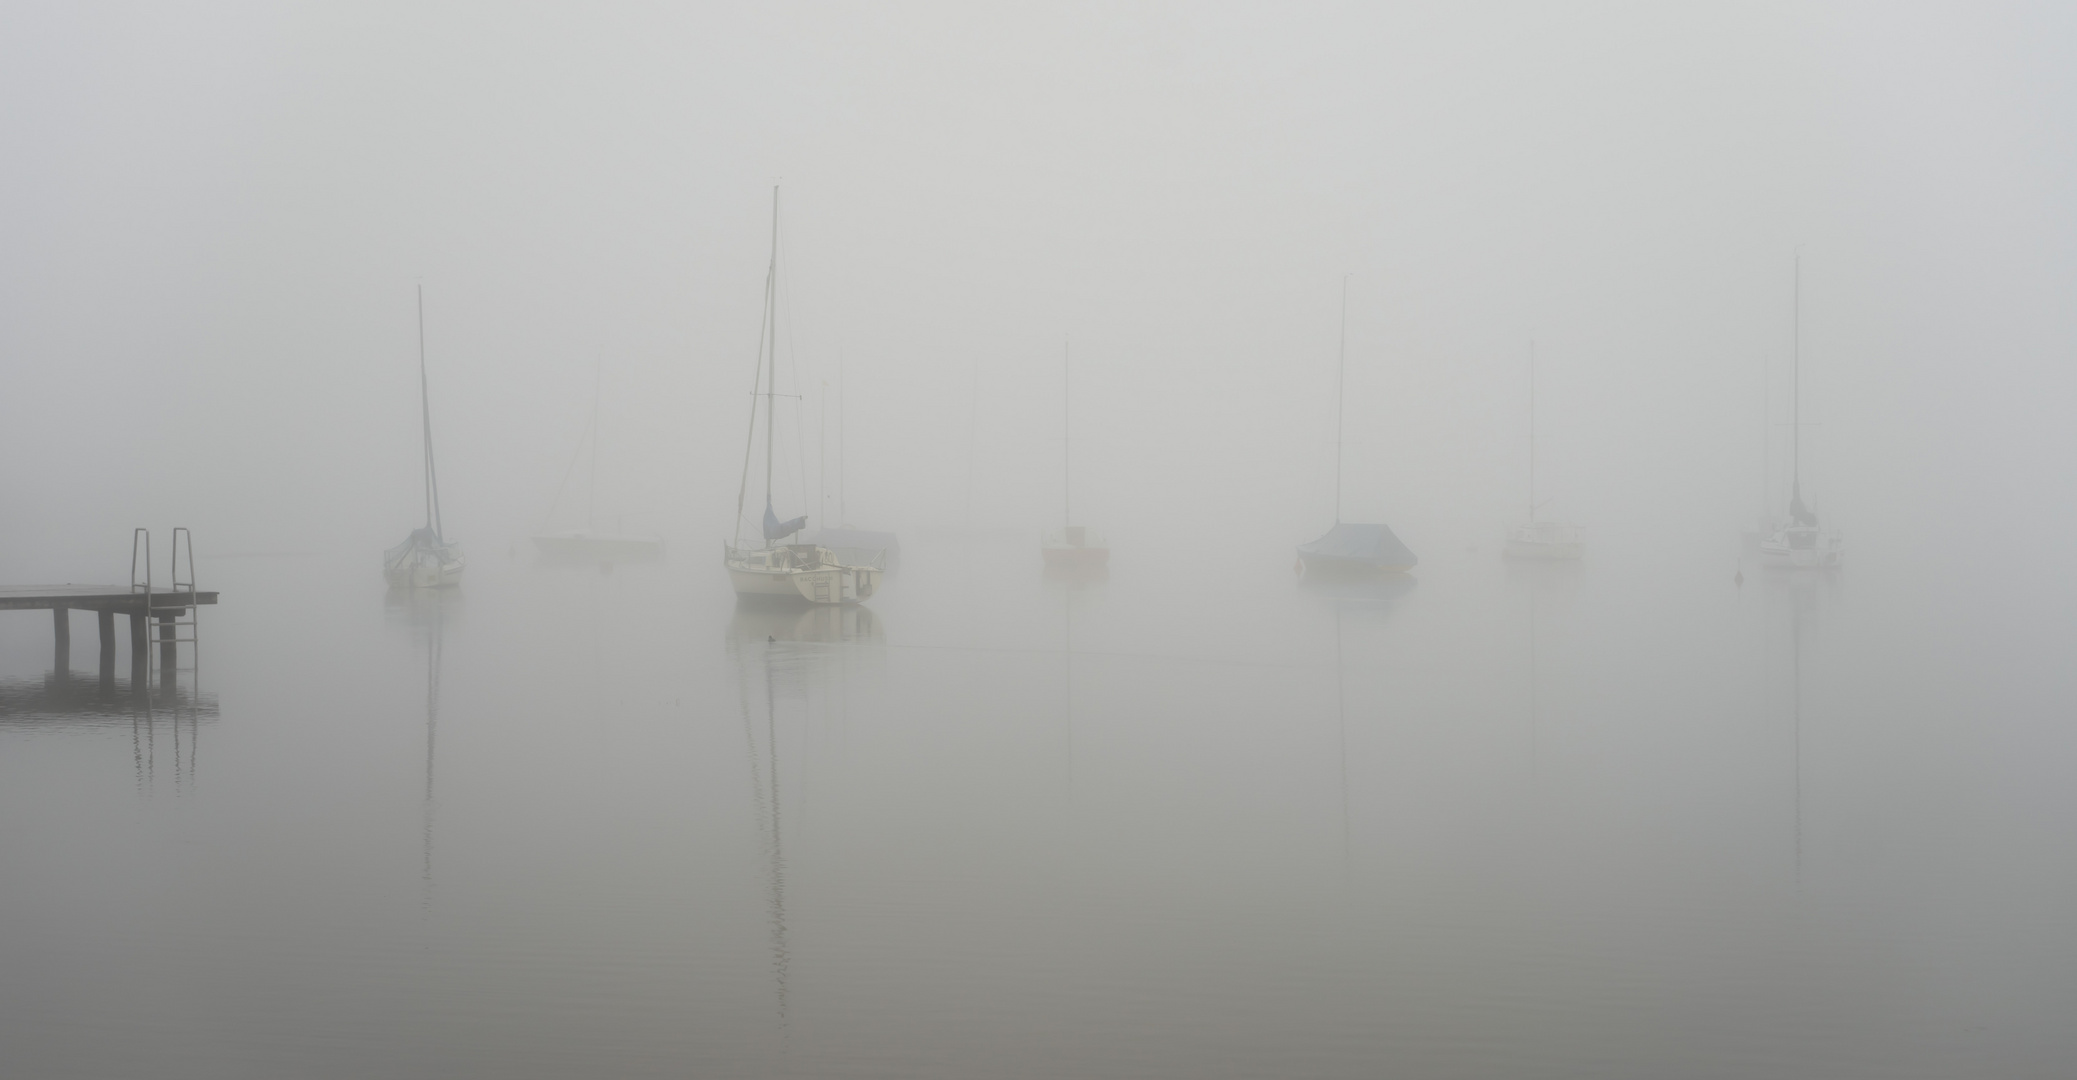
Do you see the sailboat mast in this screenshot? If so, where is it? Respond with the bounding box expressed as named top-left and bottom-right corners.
top-left (587, 364), bottom-right (601, 533)
top-left (417, 285), bottom-right (443, 539)
top-left (1528, 339), bottom-right (1536, 522)
top-left (765, 187), bottom-right (780, 532)
top-left (1063, 339), bottom-right (1071, 529)
top-left (1792, 252), bottom-right (1801, 503)
top-left (1335, 275), bottom-right (1349, 523)
top-left (838, 349), bottom-right (846, 527)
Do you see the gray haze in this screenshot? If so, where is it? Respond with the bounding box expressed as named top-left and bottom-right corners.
top-left (4, 2), bottom-right (2073, 566)
top-left (5, 4), bottom-right (2077, 1078)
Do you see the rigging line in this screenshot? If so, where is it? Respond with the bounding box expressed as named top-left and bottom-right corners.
top-left (764, 189), bottom-right (780, 534)
top-left (838, 347), bottom-right (846, 526)
top-left (538, 386), bottom-right (591, 534)
top-left (1792, 249), bottom-right (1802, 503)
top-left (733, 255), bottom-right (776, 547)
top-left (418, 285), bottom-right (444, 538)
top-left (777, 206), bottom-right (810, 526)
top-left (1335, 274), bottom-right (1349, 523)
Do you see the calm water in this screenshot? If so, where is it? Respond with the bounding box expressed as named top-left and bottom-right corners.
top-left (2, 532), bottom-right (2074, 1078)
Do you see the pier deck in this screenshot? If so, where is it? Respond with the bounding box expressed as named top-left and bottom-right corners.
top-left (3, 585), bottom-right (219, 684)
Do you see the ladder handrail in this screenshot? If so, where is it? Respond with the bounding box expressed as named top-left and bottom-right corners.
top-left (172, 527), bottom-right (197, 599)
top-left (130, 528), bottom-right (151, 603)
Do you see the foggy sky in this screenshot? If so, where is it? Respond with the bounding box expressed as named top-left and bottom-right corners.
top-left (4, 2), bottom-right (2074, 581)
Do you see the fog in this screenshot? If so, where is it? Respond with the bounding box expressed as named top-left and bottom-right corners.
top-left (4, 3), bottom-right (2077, 1077)
top-left (3, 1), bottom-right (2069, 569)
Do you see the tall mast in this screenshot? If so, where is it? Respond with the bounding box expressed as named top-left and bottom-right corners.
top-left (1063, 339), bottom-right (1071, 528)
top-left (587, 364), bottom-right (601, 533)
top-left (838, 348), bottom-right (846, 527)
top-left (765, 187), bottom-right (780, 531)
top-left (1528, 339), bottom-right (1536, 522)
top-left (417, 284), bottom-right (443, 539)
top-left (1792, 252), bottom-right (1801, 504)
top-left (1334, 275), bottom-right (1349, 523)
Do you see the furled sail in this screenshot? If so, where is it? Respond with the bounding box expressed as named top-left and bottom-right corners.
top-left (763, 500), bottom-right (807, 541)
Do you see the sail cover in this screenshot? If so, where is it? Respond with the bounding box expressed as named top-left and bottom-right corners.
top-left (1297, 522), bottom-right (1418, 569)
top-left (763, 501), bottom-right (808, 541)
top-left (1788, 485), bottom-right (1819, 527)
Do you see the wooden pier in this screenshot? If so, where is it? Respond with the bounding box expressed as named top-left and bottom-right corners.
top-left (2, 585), bottom-right (218, 685)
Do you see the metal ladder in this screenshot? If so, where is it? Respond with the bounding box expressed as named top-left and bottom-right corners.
top-left (130, 528), bottom-right (201, 682)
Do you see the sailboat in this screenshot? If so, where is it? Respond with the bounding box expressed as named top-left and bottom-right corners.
top-left (1758, 255), bottom-right (1844, 570)
top-left (531, 366), bottom-right (665, 560)
top-left (723, 188), bottom-right (882, 605)
top-left (1504, 341), bottom-right (1583, 559)
top-left (1043, 340), bottom-right (1109, 567)
top-left (384, 287), bottom-right (466, 589)
top-left (1296, 277), bottom-right (1417, 577)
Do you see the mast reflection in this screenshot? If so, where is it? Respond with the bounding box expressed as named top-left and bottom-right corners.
top-left (724, 599), bottom-right (886, 1032)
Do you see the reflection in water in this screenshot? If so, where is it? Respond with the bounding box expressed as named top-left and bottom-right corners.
top-left (386, 587), bottom-right (455, 902)
top-left (1041, 562), bottom-right (1109, 591)
top-left (1304, 572), bottom-right (1415, 864)
top-left (423, 607), bottom-right (445, 901)
top-left (728, 599), bottom-right (883, 647)
top-left (724, 598), bottom-right (887, 1033)
top-left (0, 674), bottom-right (215, 794)
top-left (1757, 565), bottom-right (1835, 881)
top-left (1297, 568), bottom-right (1418, 605)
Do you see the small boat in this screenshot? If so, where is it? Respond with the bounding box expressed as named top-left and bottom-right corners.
top-left (1297, 522), bottom-right (1417, 577)
top-left (1759, 254), bottom-right (1843, 570)
top-left (531, 366), bottom-right (664, 561)
top-left (386, 287), bottom-right (465, 589)
top-left (1297, 276), bottom-right (1415, 578)
top-left (1505, 340), bottom-right (1583, 560)
top-left (722, 187), bottom-right (881, 605)
top-left (1505, 519), bottom-right (1584, 560)
top-left (1043, 524), bottom-right (1109, 567)
top-left (1043, 340), bottom-right (1109, 568)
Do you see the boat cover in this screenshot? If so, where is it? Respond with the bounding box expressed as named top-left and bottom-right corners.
top-left (1297, 522), bottom-right (1417, 568)
top-left (763, 500), bottom-right (808, 541)
top-left (1788, 484), bottom-right (1819, 527)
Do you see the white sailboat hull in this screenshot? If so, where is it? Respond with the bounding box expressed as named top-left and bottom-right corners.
top-left (1504, 521), bottom-right (1583, 561)
top-left (725, 544), bottom-right (880, 605)
top-left (1757, 524), bottom-right (1843, 569)
top-left (384, 538), bottom-right (466, 589)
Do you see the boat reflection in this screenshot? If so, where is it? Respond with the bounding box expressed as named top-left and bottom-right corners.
top-left (727, 599), bottom-right (884, 647)
top-left (384, 583), bottom-right (464, 630)
top-left (1298, 567), bottom-right (1417, 605)
top-left (1041, 561), bottom-right (1109, 591)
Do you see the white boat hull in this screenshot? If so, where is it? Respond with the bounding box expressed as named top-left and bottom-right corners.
top-left (384, 538), bottom-right (466, 589)
top-left (725, 544), bottom-right (881, 605)
top-left (1504, 521), bottom-right (1582, 561)
top-left (1757, 525), bottom-right (1843, 569)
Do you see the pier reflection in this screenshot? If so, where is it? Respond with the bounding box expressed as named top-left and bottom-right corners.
top-left (0, 673), bottom-right (215, 793)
